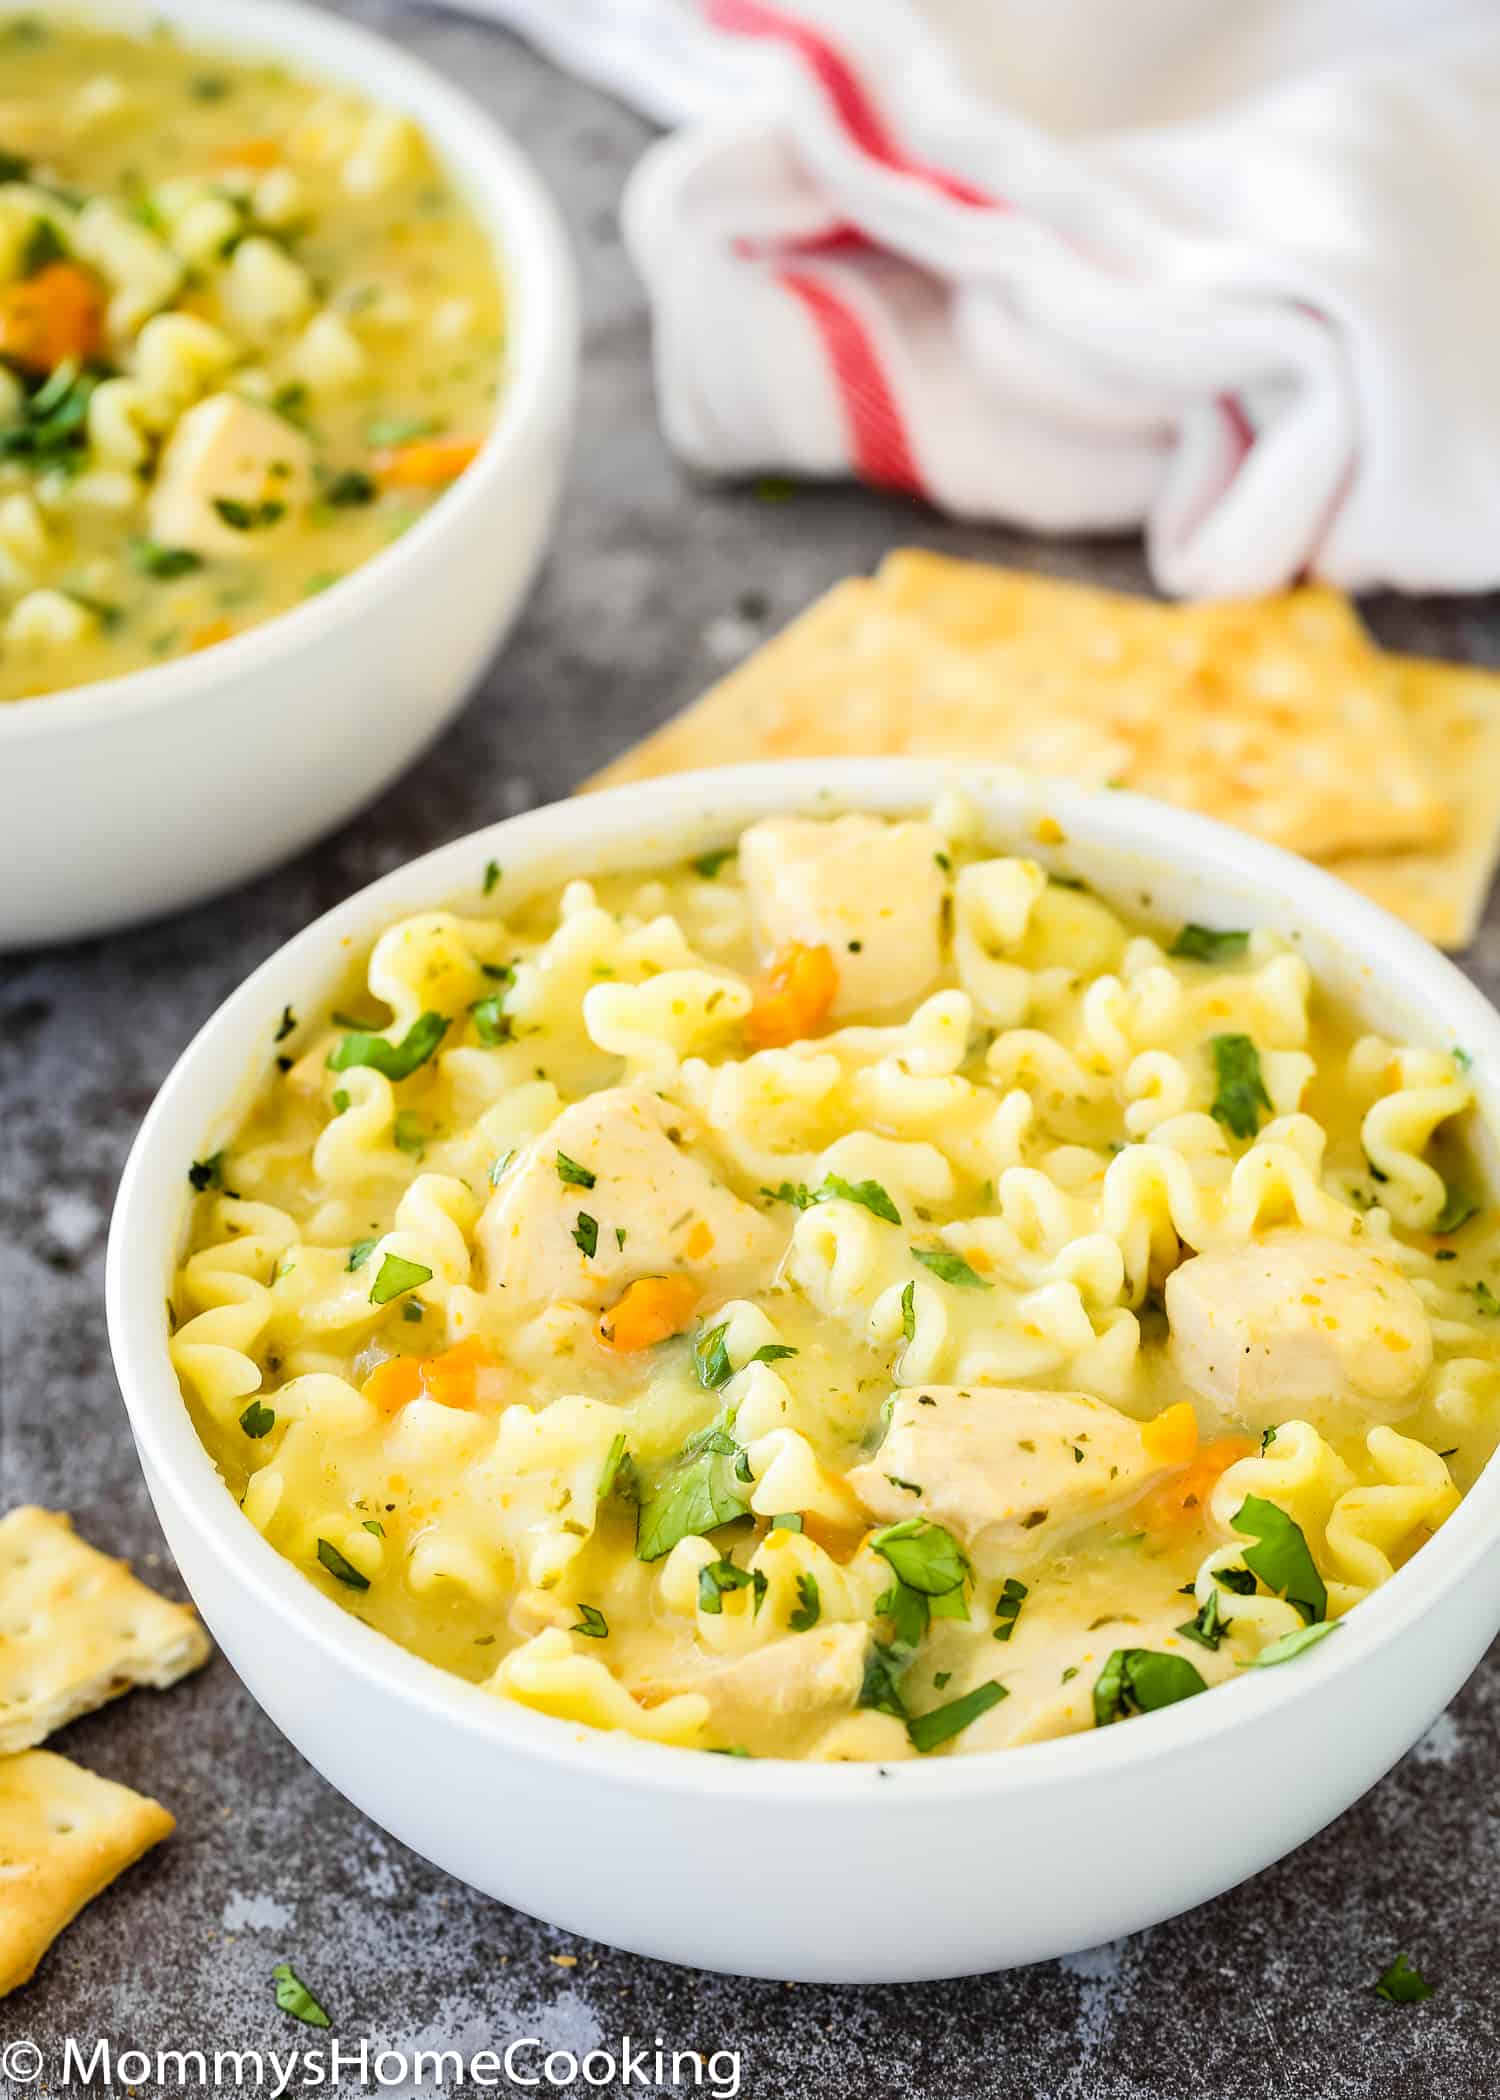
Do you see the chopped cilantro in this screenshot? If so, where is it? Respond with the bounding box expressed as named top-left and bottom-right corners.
top-left (392, 1111), bottom-right (425, 1157)
top-left (694, 847), bottom-right (735, 878)
top-left (816, 1173), bottom-right (901, 1225)
top-left (1176, 1587), bottom-right (1229, 1651)
top-left (907, 1680), bottom-right (1007, 1753)
top-left (1375, 1954), bottom-right (1433, 2005)
top-left (238, 1400), bottom-right (275, 1439)
top-left (482, 859), bottom-right (501, 895)
top-left (212, 496), bottom-right (285, 531)
top-left (1169, 924), bottom-right (1249, 963)
top-left (635, 1414), bottom-right (752, 1562)
top-left (1475, 1281), bottom-right (1500, 1316)
top-left (992, 1576), bottom-right (1027, 1643)
top-left (187, 1152), bottom-right (224, 1192)
top-left (597, 1432), bottom-right (638, 1504)
top-left (324, 468), bottom-right (377, 507)
top-left (1093, 1648), bottom-right (1207, 1726)
top-left (788, 1573), bottom-right (821, 1632)
top-left (570, 1603), bottom-right (609, 1639)
top-left (1209, 1033), bottom-right (1272, 1140)
top-left (694, 1321), bottom-right (734, 1391)
top-left (328, 1011), bottom-right (447, 1080)
top-left (316, 1538), bottom-right (369, 1591)
top-left (346, 1237), bottom-right (378, 1272)
top-left (572, 1211), bottom-right (599, 1259)
top-left (870, 1517), bottom-right (967, 1597)
top-left (362, 1519), bottom-right (385, 1537)
top-left (272, 1963), bottom-right (331, 2029)
top-left (468, 994), bottom-right (511, 1045)
top-left (369, 1253), bottom-right (431, 1305)
top-left (900, 1279), bottom-right (916, 1341)
top-left (750, 1343), bottom-right (798, 1365)
top-left (858, 1641), bottom-right (909, 1719)
top-left (1232, 1495), bottom-right (1327, 1623)
top-left (911, 1245), bottom-right (991, 1289)
top-left (698, 1557), bottom-right (761, 1615)
top-left (1249, 1620), bottom-right (1342, 1668)
top-left (129, 539), bottom-right (203, 579)
top-left (555, 1150), bottom-right (596, 1189)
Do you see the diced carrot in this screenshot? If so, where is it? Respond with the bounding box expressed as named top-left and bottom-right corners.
top-left (189, 617), bottom-right (234, 652)
top-left (745, 942), bottom-right (838, 1049)
top-left (683, 1219), bottom-right (715, 1262)
top-left (597, 1275), bottom-right (698, 1352)
top-left (218, 138), bottom-right (281, 169)
top-left (1137, 1434), bottom-right (1255, 1529)
top-left (363, 1356), bottom-right (425, 1414)
top-left (372, 438), bottom-right (482, 488)
top-left (420, 1336), bottom-right (499, 1411)
top-left (1141, 1400), bottom-right (1199, 1469)
top-left (0, 262), bottom-right (104, 373)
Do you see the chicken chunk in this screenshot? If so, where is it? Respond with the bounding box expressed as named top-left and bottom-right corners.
top-left (634, 1624), bottom-right (865, 1739)
top-left (1165, 1229), bottom-right (1432, 1433)
top-left (477, 1086), bottom-right (779, 1313)
top-left (847, 1386), bottom-right (1162, 1563)
top-left (739, 813), bottom-right (947, 1018)
top-left (147, 391), bottom-right (311, 559)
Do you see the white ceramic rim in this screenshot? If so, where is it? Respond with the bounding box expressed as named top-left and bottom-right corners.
top-left (0, 0), bottom-right (577, 744)
top-left (107, 759), bottom-right (1500, 1803)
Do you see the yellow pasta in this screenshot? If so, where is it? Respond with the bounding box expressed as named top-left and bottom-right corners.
top-left (172, 806), bottom-right (1500, 1757)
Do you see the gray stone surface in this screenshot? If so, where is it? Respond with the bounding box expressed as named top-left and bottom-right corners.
top-left (4, 6), bottom-right (1500, 2092)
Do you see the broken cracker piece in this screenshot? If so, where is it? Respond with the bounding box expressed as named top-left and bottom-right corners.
top-left (0, 1749), bottom-right (173, 1995)
top-left (0, 1507), bottom-right (210, 1756)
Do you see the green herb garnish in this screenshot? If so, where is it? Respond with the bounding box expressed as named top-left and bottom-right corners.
top-left (556, 1151), bottom-right (596, 1189)
top-left (369, 1253), bottom-right (432, 1305)
top-left (1375, 1954), bottom-right (1433, 2005)
top-left (328, 1011), bottom-right (447, 1079)
top-left (212, 496), bottom-right (285, 532)
top-left (635, 1415), bottom-right (752, 1562)
top-left (1232, 1495), bottom-right (1327, 1624)
top-left (694, 1322), bottom-right (734, 1391)
top-left (992, 1576), bottom-right (1027, 1643)
top-left (346, 1237), bottom-right (378, 1272)
top-left (870, 1518), bottom-right (967, 1598)
top-left (788, 1573), bottom-right (821, 1632)
top-left (1169, 925), bottom-right (1249, 964)
top-left (907, 1680), bottom-right (1007, 1753)
top-left (187, 1152), bottom-right (224, 1192)
top-left (570, 1603), bottom-right (609, 1639)
top-left (1092, 1648), bottom-right (1207, 1726)
top-left (572, 1211), bottom-right (599, 1259)
top-left (911, 1245), bottom-right (991, 1289)
top-left (694, 847), bottom-right (734, 879)
top-left (316, 1539), bottom-right (369, 1591)
top-left (1249, 1620), bottom-right (1341, 1668)
top-left (272, 1963), bottom-right (331, 2029)
top-left (238, 1400), bottom-right (275, 1439)
top-left (130, 538), bottom-right (203, 579)
top-left (1209, 1034), bottom-right (1272, 1141)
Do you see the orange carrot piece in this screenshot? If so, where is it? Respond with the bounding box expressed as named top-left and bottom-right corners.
top-left (363, 1356), bottom-right (425, 1414)
top-left (597, 1275), bottom-right (698, 1352)
top-left (420, 1336), bottom-right (498, 1411)
top-left (188, 617), bottom-right (234, 652)
top-left (218, 138), bottom-right (281, 169)
top-left (745, 942), bottom-right (838, 1049)
top-left (0, 262), bottom-right (104, 373)
top-left (372, 438), bottom-right (482, 488)
top-left (1141, 1401), bottom-right (1199, 1469)
top-left (1137, 1434), bottom-right (1255, 1529)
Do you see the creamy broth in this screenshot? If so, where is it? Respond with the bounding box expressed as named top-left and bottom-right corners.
top-left (171, 805), bottom-right (1500, 1759)
top-left (0, 14), bottom-right (503, 702)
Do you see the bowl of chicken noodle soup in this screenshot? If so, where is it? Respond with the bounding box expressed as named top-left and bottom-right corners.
top-left (0, 0), bottom-right (575, 944)
top-left (109, 760), bottom-right (1500, 1980)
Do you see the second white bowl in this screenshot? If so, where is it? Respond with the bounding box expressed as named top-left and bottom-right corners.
top-left (0, 0), bottom-right (577, 950)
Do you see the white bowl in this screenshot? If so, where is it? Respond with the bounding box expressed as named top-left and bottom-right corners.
top-left (0, 0), bottom-right (577, 951)
top-left (107, 760), bottom-right (1500, 1982)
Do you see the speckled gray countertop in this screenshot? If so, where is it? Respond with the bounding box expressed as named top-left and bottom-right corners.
top-left (5, 7), bottom-right (1500, 2094)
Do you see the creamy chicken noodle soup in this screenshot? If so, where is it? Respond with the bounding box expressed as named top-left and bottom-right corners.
top-left (172, 805), bottom-right (1500, 1760)
top-left (0, 15), bottom-right (503, 702)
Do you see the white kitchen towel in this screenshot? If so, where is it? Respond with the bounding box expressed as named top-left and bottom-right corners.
top-left (459, 0), bottom-right (1500, 598)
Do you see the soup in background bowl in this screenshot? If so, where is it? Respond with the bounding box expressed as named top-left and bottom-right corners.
top-left (0, 10), bottom-right (504, 702)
